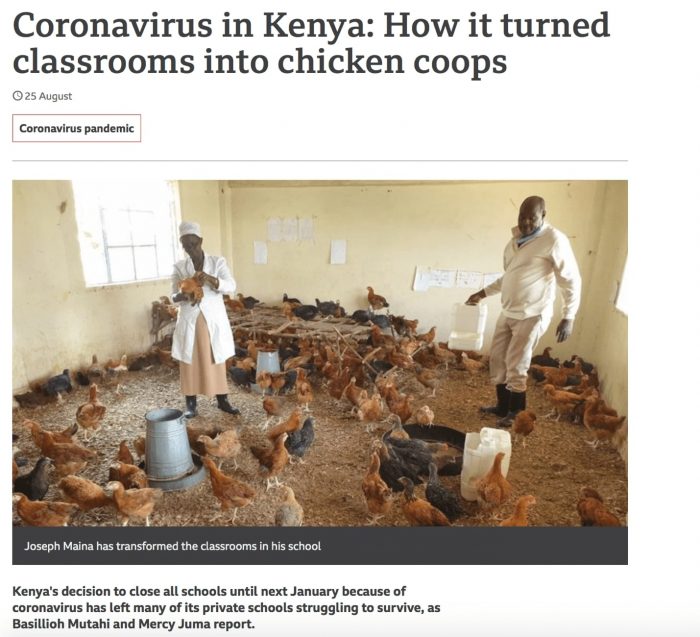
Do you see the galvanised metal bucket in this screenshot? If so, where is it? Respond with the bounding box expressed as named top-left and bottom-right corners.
top-left (145, 408), bottom-right (205, 491)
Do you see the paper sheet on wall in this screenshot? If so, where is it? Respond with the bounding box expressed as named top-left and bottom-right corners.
top-left (253, 241), bottom-right (268, 264)
top-left (266, 218), bottom-right (282, 242)
top-left (483, 272), bottom-right (502, 287)
top-left (282, 218), bottom-right (298, 241)
top-left (298, 218), bottom-right (314, 241)
top-left (429, 269), bottom-right (457, 288)
top-left (456, 270), bottom-right (483, 289)
top-left (412, 267), bottom-right (430, 291)
top-left (330, 239), bottom-right (347, 264)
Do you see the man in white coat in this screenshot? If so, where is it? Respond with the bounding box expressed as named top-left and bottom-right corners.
top-left (466, 196), bottom-right (581, 426)
top-left (171, 221), bottom-right (239, 418)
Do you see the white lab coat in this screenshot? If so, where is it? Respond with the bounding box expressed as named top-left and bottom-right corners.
top-left (171, 254), bottom-right (236, 365)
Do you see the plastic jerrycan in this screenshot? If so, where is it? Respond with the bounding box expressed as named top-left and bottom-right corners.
top-left (460, 426), bottom-right (512, 500)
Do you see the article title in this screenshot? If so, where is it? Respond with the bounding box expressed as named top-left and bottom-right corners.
top-left (13, 10), bottom-right (610, 81)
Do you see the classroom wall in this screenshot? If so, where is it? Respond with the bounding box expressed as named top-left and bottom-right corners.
top-left (12, 180), bottom-right (219, 391)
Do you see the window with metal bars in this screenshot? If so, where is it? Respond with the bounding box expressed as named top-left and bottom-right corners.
top-left (72, 180), bottom-right (180, 286)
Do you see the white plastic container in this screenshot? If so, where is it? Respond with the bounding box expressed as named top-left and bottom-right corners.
top-left (460, 426), bottom-right (512, 501)
top-left (448, 303), bottom-right (487, 351)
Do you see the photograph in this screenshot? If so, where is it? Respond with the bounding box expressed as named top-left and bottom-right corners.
top-left (12, 179), bottom-right (627, 536)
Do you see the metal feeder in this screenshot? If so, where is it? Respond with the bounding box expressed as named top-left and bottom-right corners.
top-left (145, 408), bottom-right (206, 491)
top-left (251, 349), bottom-right (281, 394)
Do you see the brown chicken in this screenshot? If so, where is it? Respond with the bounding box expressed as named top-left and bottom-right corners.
top-left (388, 393), bottom-right (415, 424)
top-left (398, 477), bottom-right (450, 526)
top-left (117, 440), bottom-right (135, 465)
top-left (179, 277), bottom-right (204, 305)
top-left (104, 354), bottom-right (128, 374)
top-left (577, 487), bottom-right (622, 526)
top-left (499, 495), bottom-right (537, 526)
top-left (530, 364), bottom-right (577, 387)
top-left (75, 383), bottom-right (106, 440)
top-left (86, 354), bottom-right (105, 381)
top-left (296, 375), bottom-right (314, 412)
top-left (274, 486), bottom-right (304, 527)
top-left (202, 457), bottom-right (256, 523)
top-left (256, 370), bottom-right (273, 395)
top-left (413, 405), bottom-right (435, 427)
top-left (198, 430), bottom-right (242, 469)
top-left (13, 494), bottom-right (79, 527)
top-left (459, 352), bottom-right (486, 373)
top-left (267, 408), bottom-right (302, 440)
top-left (367, 286), bottom-right (389, 310)
top-left (362, 451), bottom-right (393, 525)
top-left (105, 481), bottom-right (163, 526)
top-left (583, 396), bottom-right (626, 448)
top-left (431, 342), bottom-right (455, 369)
top-left (58, 476), bottom-right (113, 511)
top-left (416, 326), bottom-right (437, 345)
top-left (24, 419), bottom-right (77, 449)
top-left (512, 410), bottom-right (537, 447)
top-left (250, 432), bottom-right (289, 490)
top-left (25, 422), bottom-right (97, 476)
top-left (357, 393), bottom-right (385, 431)
top-left (542, 384), bottom-right (585, 421)
top-left (386, 413), bottom-right (410, 440)
top-left (414, 364), bottom-right (438, 397)
top-left (340, 377), bottom-right (366, 407)
top-left (261, 396), bottom-right (283, 428)
top-left (475, 452), bottom-right (512, 509)
top-left (223, 295), bottom-right (246, 313)
top-left (133, 435), bottom-right (146, 460)
top-left (108, 461), bottom-right (149, 489)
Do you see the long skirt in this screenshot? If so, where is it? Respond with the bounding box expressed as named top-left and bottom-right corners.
top-left (179, 313), bottom-right (228, 397)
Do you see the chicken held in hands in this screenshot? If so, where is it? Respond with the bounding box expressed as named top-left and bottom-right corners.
top-left (202, 456), bottom-right (256, 524)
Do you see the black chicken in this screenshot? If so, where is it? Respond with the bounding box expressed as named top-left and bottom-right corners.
top-left (315, 298), bottom-right (340, 316)
top-left (351, 309), bottom-right (371, 324)
top-left (293, 305), bottom-right (320, 321)
top-left (283, 292), bottom-right (302, 304)
top-left (285, 417), bottom-right (315, 461)
top-left (373, 440), bottom-right (423, 492)
top-left (228, 366), bottom-right (254, 390)
top-left (41, 369), bottom-right (72, 396)
top-left (13, 457), bottom-right (53, 501)
top-left (425, 462), bottom-right (465, 521)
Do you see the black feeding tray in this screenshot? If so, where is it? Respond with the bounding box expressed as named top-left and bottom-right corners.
top-left (385, 424), bottom-right (465, 476)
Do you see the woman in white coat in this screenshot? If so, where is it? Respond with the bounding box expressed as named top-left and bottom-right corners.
top-left (171, 221), bottom-right (239, 418)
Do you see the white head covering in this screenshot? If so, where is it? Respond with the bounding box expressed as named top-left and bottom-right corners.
top-left (179, 221), bottom-right (202, 238)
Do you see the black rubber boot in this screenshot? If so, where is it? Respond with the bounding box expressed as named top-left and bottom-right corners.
top-left (479, 384), bottom-right (511, 417)
top-left (498, 391), bottom-right (526, 427)
top-left (216, 394), bottom-right (241, 416)
top-left (184, 395), bottom-right (198, 419)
